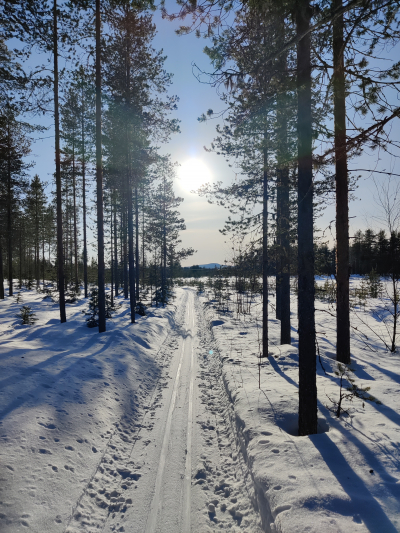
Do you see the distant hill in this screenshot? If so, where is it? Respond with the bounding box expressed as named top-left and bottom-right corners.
top-left (199, 263), bottom-right (221, 269)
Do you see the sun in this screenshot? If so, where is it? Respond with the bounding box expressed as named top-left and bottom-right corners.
top-left (178, 159), bottom-right (212, 192)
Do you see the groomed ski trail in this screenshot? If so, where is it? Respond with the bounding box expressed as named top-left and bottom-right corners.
top-left (65, 288), bottom-right (262, 533)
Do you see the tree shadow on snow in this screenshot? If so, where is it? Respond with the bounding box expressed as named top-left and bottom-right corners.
top-left (310, 431), bottom-right (399, 533)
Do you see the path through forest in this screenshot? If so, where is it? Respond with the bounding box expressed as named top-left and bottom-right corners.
top-left (66, 288), bottom-right (263, 532)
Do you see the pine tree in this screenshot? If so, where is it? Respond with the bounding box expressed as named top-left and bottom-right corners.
top-left (0, 105), bottom-right (32, 297)
top-left (25, 175), bottom-right (47, 289)
top-left (296, 0), bottom-right (317, 436)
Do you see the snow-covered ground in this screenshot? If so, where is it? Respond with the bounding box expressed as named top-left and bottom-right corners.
top-left (200, 277), bottom-right (400, 532)
top-left (1, 280), bottom-right (400, 532)
top-left (0, 286), bottom-right (262, 532)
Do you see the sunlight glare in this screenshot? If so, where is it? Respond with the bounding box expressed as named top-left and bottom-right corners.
top-left (178, 158), bottom-right (212, 191)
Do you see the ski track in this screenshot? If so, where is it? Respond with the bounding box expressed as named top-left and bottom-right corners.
top-left (63, 288), bottom-right (262, 533)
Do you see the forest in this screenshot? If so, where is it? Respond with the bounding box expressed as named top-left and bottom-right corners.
top-left (1, 1), bottom-right (400, 532)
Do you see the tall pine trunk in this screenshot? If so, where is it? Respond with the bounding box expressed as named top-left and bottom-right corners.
top-left (296, 0), bottom-right (317, 436)
top-left (128, 182), bottom-right (136, 322)
top-left (0, 238), bottom-right (4, 299)
top-left (333, 0), bottom-right (350, 364)
top-left (113, 192), bottom-right (118, 297)
top-left (276, 25), bottom-right (291, 345)
top-left (275, 182), bottom-right (282, 320)
top-left (135, 185), bottom-right (140, 300)
top-left (7, 122), bottom-right (13, 296)
top-left (123, 205), bottom-right (128, 298)
top-left (53, 0), bottom-right (66, 322)
top-left (263, 141), bottom-right (269, 356)
top-left (95, 0), bottom-right (106, 332)
top-left (81, 85), bottom-right (88, 298)
top-left (72, 132), bottom-right (78, 290)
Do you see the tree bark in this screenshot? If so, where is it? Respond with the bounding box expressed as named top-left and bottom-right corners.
top-left (7, 121), bottom-right (13, 297)
top-left (128, 183), bottom-right (136, 323)
top-left (110, 199), bottom-right (114, 308)
top-left (123, 205), bottom-right (128, 299)
top-left (72, 130), bottom-right (78, 290)
top-left (53, 0), bottom-right (66, 322)
top-left (113, 191), bottom-right (118, 297)
top-left (81, 89), bottom-right (88, 298)
top-left (0, 237), bottom-right (4, 299)
top-left (135, 185), bottom-right (140, 300)
top-left (296, 0), bottom-right (317, 436)
top-left (333, 0), bottom-right (350, 364)
top-left (95, 0), bottom-right (106, 332)
top-left (275, 180), bottom-right (282, 320)
top-left (276, 23), bottom-right (291, 345)
top-left (263, 141), bottom-right (269, 357)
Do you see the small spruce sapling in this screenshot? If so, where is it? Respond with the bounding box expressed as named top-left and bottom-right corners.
top-left (85, 289), bottom-right (115, 328)
top-left (16, 305), bottom-right (38, 325)
top-left (136, 301), bottom-right (146, 316)
top-left (327, 363), bottom-right (381, 417)
top-left (366, 269), bottom-right (382, 298)
top-left (197, 280), bottom-right (205, 294)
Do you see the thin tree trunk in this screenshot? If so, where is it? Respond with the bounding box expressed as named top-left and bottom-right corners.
top-left (35, 194), bottom-right (39, 289)
top-left (275, 180), bottom-right (281, 320)
top-left (276, 25), bottom-right (291, 345)
top-left (110, 199), bottom-right (114, 308)
top-left (7, 121), bottom-right (13, 297)
top-left (135, 185), bottom-right (140, 300)
top-left (95, 0), bottom-right (106, 332)
top-left (19, 229), bottom-right (22, 288)
top-left (122, 205), bottom-right (128, 298)
top-left (162, 182), bottom-right (166, 306)
top-left (142, 184), bottom-right (145, 289)
top-left (72, 130), bottom-right (78, 290)
top-left (263, 141), bottom-right (269, 357)
top-left (54, 1), bottom-right (66, 322)
top-left (297, 0), bottom-right (317, 436)
top-left (81, 86), bottom-right (88, 298)
top-left (128, 184), bottom-right (136, 322)
top-left (0, 238), bottom-right (4, 299)
top-left (280, 162), bottom-right (291, 345)
top-left (333, 0), bottom-right (350, 364)
top-left (42, 230), bottom-right (45, 286)
top-left (114, 192), bottom-right (118, 297)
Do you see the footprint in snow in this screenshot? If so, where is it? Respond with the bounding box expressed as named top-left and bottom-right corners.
top-left (38, 422), bottom-right (56, 430)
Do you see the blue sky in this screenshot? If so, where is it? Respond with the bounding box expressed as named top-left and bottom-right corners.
top-left (24, 1), bottom-right (400, 266)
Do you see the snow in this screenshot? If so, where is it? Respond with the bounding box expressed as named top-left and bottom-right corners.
top-left (200, 277), bottom-right (400, 532)
top-left (1, 280), bottom-right (400, 532)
